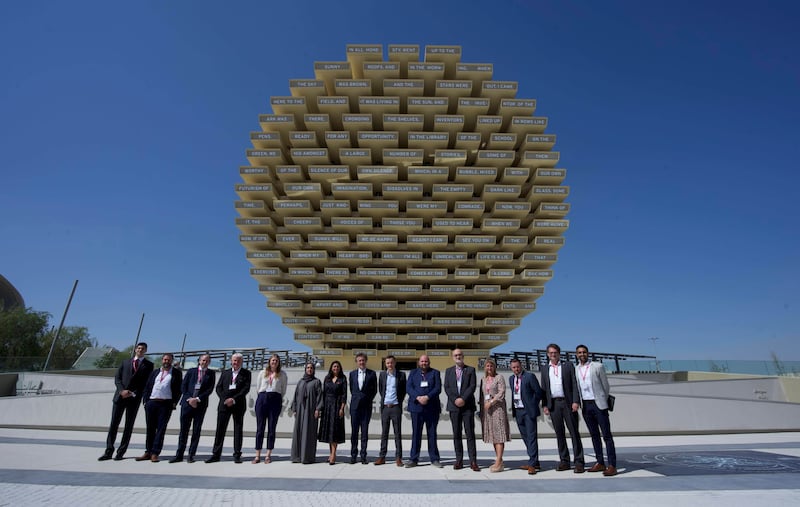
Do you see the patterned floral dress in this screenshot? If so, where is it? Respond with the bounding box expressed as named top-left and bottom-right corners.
top-left (480, 374), bottom-right (510, 443)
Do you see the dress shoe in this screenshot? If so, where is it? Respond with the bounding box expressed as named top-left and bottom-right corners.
top-left (404, 460), bottom-right (418, 468)
top-left (603, 465), bottom-right (618, 477)
top-left (431, 461), bottom-right (443, 468)
top-left (113, 454), bottom-right (124, 461)
top-left (556, 462), bottom-right (570, 471)
top-left (187, 456), bottom-right (195, 463)
top-left (169, 456), bottom-right (183, 463)
top-left (453, 460), bottom-right (463, 470)
top-left (349, 457), bottom-right (357, 464)
top-left (470, 462), bottom-right (480, 472)
top-left (373, 457), bottom-right (386, 465)
top-left (396, 457), bottom-right (403, 467)
top-left (150, 455), bottom-right (159, 463)
top-left (574, 464), bottom-right (585, 474)
top-left (527, 467), bottom-right (537, 475)
top-left (533, 463), bottom-right (541, 470)
top-left (135, 453), bottom-right (151, 462)
top-left (588, 463), bottom-right (606, 473)
top-left (518, 465), bottom-right (530, 470)
top-left (204, 455), bottom-right (220, 463)
top-left (234, 455), bottom-right (242, 464)
top-left (361, 457), bottom-right (368, 464)
top-left (98, 454), bottom-right (112, 462)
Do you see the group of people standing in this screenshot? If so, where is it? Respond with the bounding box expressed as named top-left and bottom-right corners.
top-left (98, 343), bottom-right (617, 477)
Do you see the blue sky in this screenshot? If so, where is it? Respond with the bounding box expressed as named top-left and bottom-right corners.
top-left (1, 0), bottom-right (798, 361)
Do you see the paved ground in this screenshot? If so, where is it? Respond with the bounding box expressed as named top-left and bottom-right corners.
top-left (1, 428), bottom-right (799, 506)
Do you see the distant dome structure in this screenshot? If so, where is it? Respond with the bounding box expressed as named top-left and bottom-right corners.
top-left (0, 274), bottom-right (25, 310)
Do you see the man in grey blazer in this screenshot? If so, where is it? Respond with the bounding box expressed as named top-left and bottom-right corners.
top-left (509, 358), bottom-right (545, 475)
top-left (576, 344), bottom-right (617, 476)
top-left (444, 348), bottom-right (479, 471)
top-left (374, 355), bottom-right (406, 466)
top-left (540, 343), bottom-right (584, 473)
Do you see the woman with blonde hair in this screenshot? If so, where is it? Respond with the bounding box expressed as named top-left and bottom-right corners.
top-left (253, 354), bottom-right (287, 463)
top-left (479, 357), bottom-right (510, 472)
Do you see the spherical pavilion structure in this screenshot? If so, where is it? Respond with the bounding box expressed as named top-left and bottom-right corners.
top-left (235, 44), bottom-right (568, 370)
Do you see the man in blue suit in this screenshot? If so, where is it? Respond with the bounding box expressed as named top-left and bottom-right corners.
top-left (170, 354), bottom-right (216, 463)
top-left (349, 352), bottom-right (377, 464)
top-left (405, 354), bottom-right (443, 468)
top-left (509, 358), bottom-right (545, 475)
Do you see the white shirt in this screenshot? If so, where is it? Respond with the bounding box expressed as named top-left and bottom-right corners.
top-left (548, 363), bottom-right (565, 398)
top-left (577, 363), bottom-right (596, 400)
top-left (150, 368), bottom-right (173, 400)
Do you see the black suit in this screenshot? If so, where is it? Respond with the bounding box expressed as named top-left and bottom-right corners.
top-left (377, 369), bottom-right (406, 460)
top-left (103, 356), bottom-right (154, 458)
top-left (175, 367), bottom-right (216, 459)
top-left (444, 365), bottom-right (478, 464)
top-left (540, 361), bottom-right (584, 466)
top-left (143, 366), bottom-right (182, 456)
top-left (349, 368), bottom-right (377, 460)
top-left (509, 371), bottom-right (545, 467)
top-left (210, 367), bottom-right (251, 459)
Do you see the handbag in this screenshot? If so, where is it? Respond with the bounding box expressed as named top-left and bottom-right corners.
top-left (607, 394), bottom-right (616, 412)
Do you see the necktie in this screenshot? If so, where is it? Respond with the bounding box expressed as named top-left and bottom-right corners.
top-left (133, 358), bottom-right (139, 372)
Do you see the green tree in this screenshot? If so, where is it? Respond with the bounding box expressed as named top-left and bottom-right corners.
top-left (95, 345), bottom-right (135, 369)
top-left (42, 326), bottom-right (97, 370)
top-left (0, 306), bottom-right (50, 370)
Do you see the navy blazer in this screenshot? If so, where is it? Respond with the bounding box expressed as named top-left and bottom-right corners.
top-left (540, 361), bottom-right (581, 411)
top-left (508, 371), bottom-right (544, 419)
top-left (180, 367), bottom-right (216, 407)
top-left (348, 368), bottom-right (378, 413)
top-left (378, 369), bottom-right (407, 406)
top-left (406, 368), bottom-right (442, 414)
top-left (443, 365), bottom-right (477, 412)
top-left (143, 367), bottom-right (183, 408)
top-left (216, 368), bottom-right (252, 413)
top-left (113, 356), bottom-right (154, 403)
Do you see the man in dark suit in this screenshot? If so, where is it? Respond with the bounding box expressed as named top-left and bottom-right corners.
top-left (348, 352), bottom-right (377, 464)
top-left (540, 343), bottom-right (584, 473)
top-left (205, 352), bottom-right (251, 463)
top-left (99, 342), bottom-right (154, 461)
top-left (509, 357), bottom-right (545, 475)
top-left (444, 348), bottom-right (479, 471)
top-left (374, 355), bottom-right (406, 467)
top-left (170, 353), bottom-right (215, 463)
top-left (405, 354), bottom-right (443, 468)
top-left (138, 353), bottom-right (182, 462)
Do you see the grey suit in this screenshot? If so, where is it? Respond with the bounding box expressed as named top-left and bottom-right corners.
top-left (540, 361), bottom-right (584, 467)
top-left (378, 369), bottom-right (407, 460)
top-left (577, 361), bottom-right (616, 467)
top-left (444, 365), bottom-right (478, 464)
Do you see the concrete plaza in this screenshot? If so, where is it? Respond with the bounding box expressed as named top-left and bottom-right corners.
top-left (1, 427), bottom-right (799, 506)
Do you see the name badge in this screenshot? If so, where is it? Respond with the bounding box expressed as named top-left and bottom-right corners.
top-left (229, 383), bottom-right (237, 390)
top-left (420, 381), bottom-right (429, 388)
top-left (194, 382), bottom-right (202, 390)
top-left (513, 392), bottom-right (521, 400)
top-left (485, 394), bottom-right (491, 400)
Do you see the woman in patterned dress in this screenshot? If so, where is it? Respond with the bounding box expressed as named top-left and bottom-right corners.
top-left (479, 358), bottom-right (510, 472)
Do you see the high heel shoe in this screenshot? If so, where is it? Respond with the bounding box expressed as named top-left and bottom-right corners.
top-left (490, 461), bottom-right (504, 472)
top-left (328, 457), bottom-right (336, 465)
